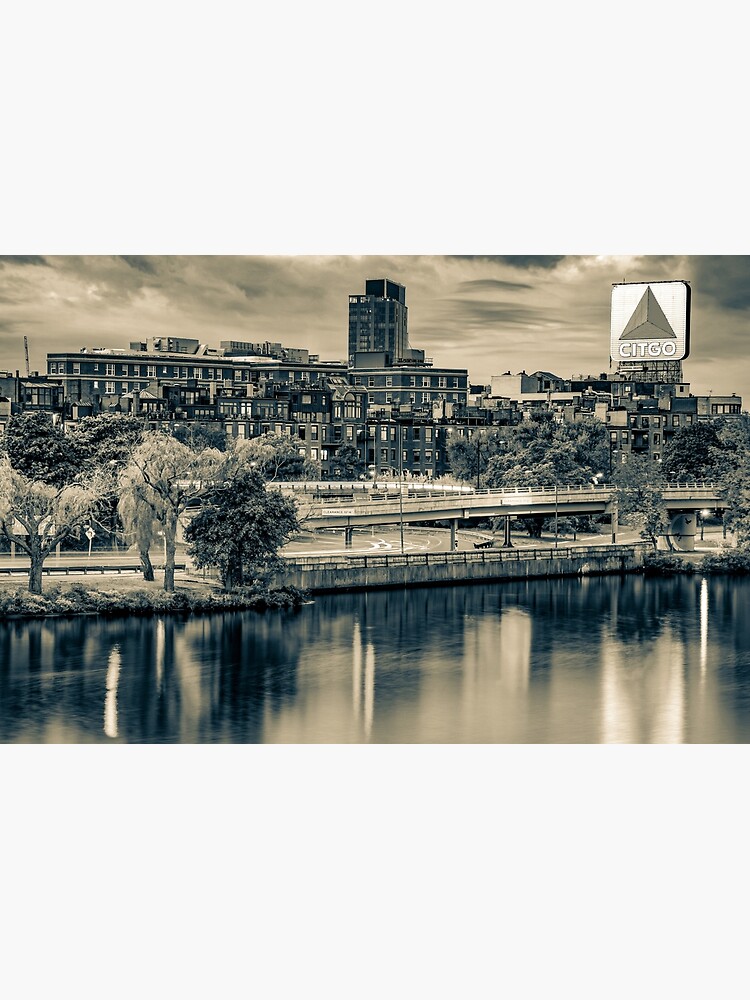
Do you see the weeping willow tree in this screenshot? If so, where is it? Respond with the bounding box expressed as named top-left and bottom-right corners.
top-left (0, 458), bottom-right (107, 594)
top-left (118, 433), bottom-right (223, 592)
top-left (117, 479), bottom-right (161, 582)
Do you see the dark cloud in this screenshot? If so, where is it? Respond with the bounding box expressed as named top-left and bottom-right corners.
top-left (459, 278), bottom-right (532, 292)
top-left (449, 255), bottom-right (567, 270)
top-left (0, 256), bottom-right (48, 267)
top-left (442, 298), bottom-right (553, 329)
top-left (690, 256), bottom-right (750, 310)
top-left (117, 255), bottom-right (157, 275)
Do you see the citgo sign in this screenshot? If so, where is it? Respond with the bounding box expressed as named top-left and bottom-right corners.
top-left (610, 280), bottom-right (691, 363)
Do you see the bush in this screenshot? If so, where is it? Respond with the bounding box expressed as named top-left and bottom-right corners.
top-left (643, 553), bottom-right (695, 576)
top-left (699, 551), bottom-right (750, 576)
top-left (0, 582), bottom-right (309, 619)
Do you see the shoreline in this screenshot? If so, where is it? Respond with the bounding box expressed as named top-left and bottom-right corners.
top-left (0, 547), bottom-right (748, 620)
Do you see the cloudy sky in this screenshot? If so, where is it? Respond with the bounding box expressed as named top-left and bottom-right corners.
top-left (0, 255), bottom-right (747, 404)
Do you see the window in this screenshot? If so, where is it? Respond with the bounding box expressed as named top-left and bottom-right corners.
top-left (147, 366), bottom-right (156, 378)
top-left (381, 448), bottom-right (388, 461)
top-left (368, 377), bottom-right (375, 387)
top-left (425, 427), bottom-right (433, 442)
top-left (672, 415), bottom-right (680, 426)
top-left (438, 376), bottom-right (447, 388)
top-left (93, 363), bottom-right (99, 372)
top-left (380, 427), bottom-right (388, 441)
top-left (105, 382), bottom-right (115, 394)
top-left (311, 448), bottom-right (318, 460)
top-left (425, 450), bottom-right (433, 462)
top-left (385, 376), bottom-right (393, 387)
top-left (120, 365), bottom-right (128, 376)
top-left (121, 382), bottom-right (128, 392)
top-left (133, 365), bottom-right (140, 377)
top-left (422, 377), bottom-right (430, 387)
top-left (346, 426), bottom-right (354, 440)
top-left (413, 427), bottom-right (421, 440)
top-left (409, 393), bottom-right (416, 404)
top-left (193, 368), bottom-right (202, 379)
top-left (653, 434), bottom-right (661, 445)
top-left (181, 368), bottom-right (188, 379)
top-left (413, 452), bottom-right (420, 464)
top-left (422, 393), bottom-right (430, 403)
top-left (93, 380), bottom-right (99, 389)
top-left (73, 363), bottom-right (80, 375)
top-left (410, 376), bottom-right (416, 387)
top-left (311, 425), bottom-right (319, 441)
top-left (106, 364), bottom-right (115, 376)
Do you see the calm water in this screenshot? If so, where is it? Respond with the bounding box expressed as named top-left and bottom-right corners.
top-left (1, 576), bottom-right (749, 743)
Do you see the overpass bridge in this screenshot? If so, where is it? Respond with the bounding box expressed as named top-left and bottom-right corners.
top-left (282, 481), bottom-right (726, 550)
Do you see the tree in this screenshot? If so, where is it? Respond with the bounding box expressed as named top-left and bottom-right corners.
top-left (0, 458), bottom-right (107, 593)
top-left (614, 454), bottom-right (668, 549)
top-left (446, 429), bottom-right (508, 487)
top-left (170, 423), bottom-right (228, 453)
top-left (329, 443), bottom-right (365, 480)
top-left (71, 413), bottom-right (145, 472)
top-left (712, 414), bottom-right (750, 548)
top-left (69, 414), bottom-right (147, 548)
top-left (3, 411), bottom-right (81, 486)
top-left (119, 433), bottom-right (223, 592)
top-left (229, 434), bottom-right (316, 481)
top-left (449, 414), bottom-right (609, 491)
top-left (184, 469), bottom-right (299, 591)
top-left (447, 415), bottom-right (609, 537)
top-left (117, 480), bottom-right (161, 582)
top-left (661, 423), bottom-right (721, 482)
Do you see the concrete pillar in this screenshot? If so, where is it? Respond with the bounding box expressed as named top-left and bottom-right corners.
top-left (451, 519), bottom-right (458, 550)
top-left (344, 526), bottom-right (353, 547)
top-left (664, 512), bottom-right (697, 552)
top-left (503, 514), bottom-right (513, 547)
top-left (10, 541), bottom-right (16, 559)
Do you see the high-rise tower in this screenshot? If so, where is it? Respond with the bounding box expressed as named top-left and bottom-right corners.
top-left (348, 279), bottom-right (410, 365)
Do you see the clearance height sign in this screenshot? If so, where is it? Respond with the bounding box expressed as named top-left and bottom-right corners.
top-left (610, 280), bottom-right (691, 363)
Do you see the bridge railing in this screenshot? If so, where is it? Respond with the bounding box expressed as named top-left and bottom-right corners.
top-left (283, 542), bottom-right (650, 570)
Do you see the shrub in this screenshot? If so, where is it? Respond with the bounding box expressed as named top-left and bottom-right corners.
top-left (642, 553), bottom-right (695, 576)
top-left (699, 551), bottom-right (750, 576)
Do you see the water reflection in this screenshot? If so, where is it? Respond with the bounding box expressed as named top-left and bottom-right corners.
top-left (0, 577), bottom-right (749, 742)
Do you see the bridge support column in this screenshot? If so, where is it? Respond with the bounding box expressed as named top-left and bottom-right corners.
top-left (502, 515), bottom-right (513, 547)
top-left (450, 519), bottom-right (458, 550)
top-left (663, 513), bottom-right (696, 552)
top-left (344, 527), bottom-right (353, 547)
top-left (10, 541), bottom-right (15, 559)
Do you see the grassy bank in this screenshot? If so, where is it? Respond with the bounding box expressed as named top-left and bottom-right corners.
top-left (643, 550), bottom-right (750, 576)
top-left (0, 575), bottom-right (309, 619)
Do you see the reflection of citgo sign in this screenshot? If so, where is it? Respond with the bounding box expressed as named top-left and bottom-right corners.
top-left (610, 280), bottom-right (691, 362)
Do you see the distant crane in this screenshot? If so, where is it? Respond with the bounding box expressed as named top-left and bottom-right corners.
top-left (23, 336), bottom-right (30, 376)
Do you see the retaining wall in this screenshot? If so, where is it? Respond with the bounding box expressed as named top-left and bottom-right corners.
top-left (279, 543), bottom-right (649, 593)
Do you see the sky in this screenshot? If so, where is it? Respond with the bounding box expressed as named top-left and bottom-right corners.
top-left (0, 254), bottom-right (747, 405)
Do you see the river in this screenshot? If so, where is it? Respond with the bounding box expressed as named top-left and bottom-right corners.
top-left (1, 575), bottom-right (749, 743)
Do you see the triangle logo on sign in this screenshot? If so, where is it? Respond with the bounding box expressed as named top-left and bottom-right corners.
top-left (619, 287), bottom-right (676, 340)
